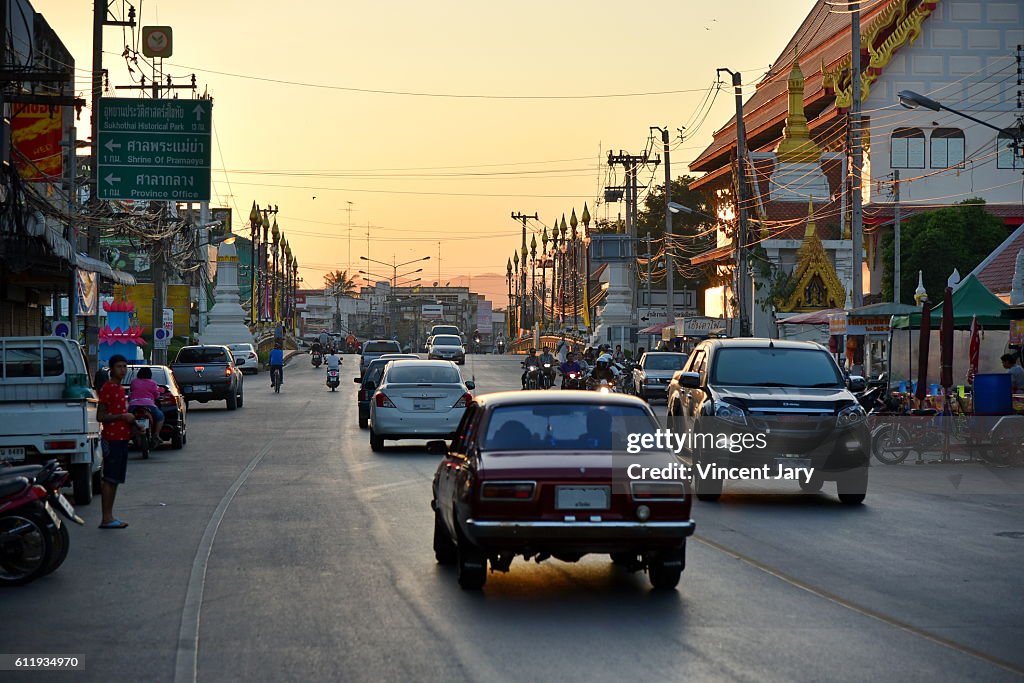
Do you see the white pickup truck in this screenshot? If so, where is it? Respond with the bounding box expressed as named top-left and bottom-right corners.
top-left (0, 337), bottom-right (102, 504)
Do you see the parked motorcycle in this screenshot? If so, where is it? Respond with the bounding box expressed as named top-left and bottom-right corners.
top-left (311, 351), bottom-right (323, 368)
top-left (131, 407), bottom-right (153, 459)
top-left (326, 369), bottom-right (340, 392)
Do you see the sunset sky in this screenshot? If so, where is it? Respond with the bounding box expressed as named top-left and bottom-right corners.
top-left (37, 0), bottom-right (817, 304)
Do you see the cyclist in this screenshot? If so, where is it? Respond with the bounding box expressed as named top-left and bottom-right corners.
top-left (269, 343), bottom-right (285, 389)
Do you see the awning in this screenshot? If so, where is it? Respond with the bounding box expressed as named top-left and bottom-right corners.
top-left (75, 253), bottom-right (137, 286)
top-left (639, 322), bottom-right (673, 334)
top-left (689, 242), bottom-right (735, 266)
top-left (776, 308), bottom-right (845, 325)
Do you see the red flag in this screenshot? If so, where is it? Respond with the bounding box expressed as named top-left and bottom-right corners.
top-left (968, 314), bottom-right (980, 384)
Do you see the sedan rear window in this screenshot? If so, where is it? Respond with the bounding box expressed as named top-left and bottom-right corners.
top-left (385, 365), bottom-right (462, 384)
top-left (432, 335), bottom-right (462, 346)
top-left (643, 354), bottom-right (688, 371)
top-left (711, 348), bottom-right (843, 388)
top-left (364, 341), bottom-right (402, 353)
top-left (482, 404), bottom-right (652, 451)
top-left (175, 347), bottom-right (228, 363)
top-left (431, 326), bottom-right (460, 336)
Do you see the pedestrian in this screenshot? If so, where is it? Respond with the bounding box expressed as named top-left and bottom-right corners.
top-left (1001, 353), bottom-right (1024, 392)
top-left (275, 321), bottom-right (284, 342)
top-left (96, 354), bottom-right (135, 529)
top-left (556, 335), bottom-right (569, 364)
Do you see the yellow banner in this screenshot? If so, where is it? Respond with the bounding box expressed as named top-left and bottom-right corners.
top-left (113, 284), bottom-right (191, 335)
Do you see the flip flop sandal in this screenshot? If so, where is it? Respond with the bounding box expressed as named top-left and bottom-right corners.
top-left (99, 520), bottom-right (129, 529)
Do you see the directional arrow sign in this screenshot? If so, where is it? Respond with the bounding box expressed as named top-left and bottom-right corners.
top-left (96, 97), bottom-right (212, 201)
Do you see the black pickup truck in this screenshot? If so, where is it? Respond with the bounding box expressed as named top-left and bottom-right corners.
top-left (170, 345), bottom-right (245, 410)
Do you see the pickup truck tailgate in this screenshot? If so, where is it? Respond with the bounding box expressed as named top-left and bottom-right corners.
top-left (0, 401), bottom-right (94, 437)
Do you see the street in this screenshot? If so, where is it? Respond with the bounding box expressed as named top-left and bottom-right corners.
top-left (4, 354), bottom-right (1024, 683)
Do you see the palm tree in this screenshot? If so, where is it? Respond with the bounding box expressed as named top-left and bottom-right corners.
top-left (324, 269), bottom-right (358, 332)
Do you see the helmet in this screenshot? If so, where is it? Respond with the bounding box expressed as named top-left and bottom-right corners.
top-left (598, 353), bottom-right (613, 364)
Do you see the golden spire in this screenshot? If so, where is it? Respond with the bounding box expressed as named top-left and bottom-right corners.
top-left (805, 198), bottom-right (817, 239)
top-left (776, 52), bottom-right (822, 164)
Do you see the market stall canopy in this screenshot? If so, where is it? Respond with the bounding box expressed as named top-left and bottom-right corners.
top-left (847, 302), bottom-right (919, 317)
top-left (639, 322), bottom-right (673, 334)
top-left (892, 274), bottom-right (1008, 330)
top-left (776, 308), bottom-right (845, 325)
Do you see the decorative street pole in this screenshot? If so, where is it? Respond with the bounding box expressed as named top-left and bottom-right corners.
top-left (582, 202), bottom-right (592, 337)
top-left (530, 234), bottom-right (537, 330)
top-left (570, 208), bottom-right (579, 332)
top-left (506, 258), bottom-right (514, 339)
top-left (249, 202), bottom-right (260, 325)
top-left (513, 251), bottom-right (520, 339)
top-left (540, 227), bottom-right (549, 329)
top-left (559, 214), bottom-right (568, 330)
top-left (551, 218), bottom-right (560, 331)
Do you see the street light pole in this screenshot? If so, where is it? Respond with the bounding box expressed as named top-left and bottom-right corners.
top-left (718, 67), bottom-right (751, 336)
top-left (652, 126), bottom-right (675, 323)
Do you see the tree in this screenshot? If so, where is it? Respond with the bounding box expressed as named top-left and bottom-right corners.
top-left (880, 199), bottom-right (1007, 303)
top-left (324, 269), bottom-right (358, 332)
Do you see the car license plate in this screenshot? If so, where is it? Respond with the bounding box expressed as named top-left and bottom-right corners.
top-left (413, 398), bottom-right (435, 410)
top-left (43, 501), bottom-right (61, 528)
top-left (136, 418), bottom-right (150, 429)
top-left (555, 486), bottom-right (610, 510)
top-left (193, 385), bottom-right (210, 392)
top-left (0, 446), bottom-right (26, 461)
top-left (775, 457), bottom-right (812, 471)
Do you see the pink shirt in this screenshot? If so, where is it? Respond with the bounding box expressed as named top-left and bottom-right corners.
top-left (128, 377), bottom-right (162, 407)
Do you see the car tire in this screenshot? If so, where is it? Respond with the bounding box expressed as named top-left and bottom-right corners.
top-left (358, 416), bottom-right (368, 430)
top-left (456, 541), bottom-right (487, 590)
top-left (433, 510), bottom-right (457, 565)
top-left (648, 546), bottom-right (684, 590)
top-left (798, 475), bottom-right (823, 493)
top-left (370, 430), bottom-right (385, 452)
top-left (171, 425), bottom-right (184, 450)
top-left (237, 391), bottom-right (244, 408)
top-left (226, 390), bottom-right (238, 411)
top-left (71, 462), bottom-right (93, 506)
top-left (837, 467), bottom-right (868, 505)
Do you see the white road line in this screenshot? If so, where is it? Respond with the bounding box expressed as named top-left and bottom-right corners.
top-left (174, 400), bottom-right (309, 683)
top-left (695, 534), bottom-right (1024, 677)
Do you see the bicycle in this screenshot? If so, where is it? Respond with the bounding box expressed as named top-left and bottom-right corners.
top-left (270, 366), bottom-right (283, 393)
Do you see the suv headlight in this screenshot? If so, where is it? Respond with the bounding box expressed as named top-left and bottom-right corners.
top-left (836, 403), bottom-right (867, 428)
top-left (714, 400), bottom-right (747, 425)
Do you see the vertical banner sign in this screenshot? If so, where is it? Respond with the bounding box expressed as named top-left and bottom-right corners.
top-left (11, 103), bottom-right (63, 181)
top-left (76, 270), bottom-right (98, 316)
top-left (477, 300), bottom-right (493, 335)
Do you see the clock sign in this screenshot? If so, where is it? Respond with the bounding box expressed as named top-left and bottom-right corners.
top-left (142, 26), bottom-right (173, 58)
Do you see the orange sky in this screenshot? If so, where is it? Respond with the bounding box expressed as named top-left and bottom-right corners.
top-left (37, 0), bottom-right (817, 305)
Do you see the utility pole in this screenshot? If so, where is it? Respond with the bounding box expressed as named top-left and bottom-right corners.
top-left (718, 68), bottom-right (751, 337)
top-left (893, 169), bottom-right (901, 304)
top-left (850, 2), bottom-right (864, 308)
top-left (607, 151), bottom-right (656, 239)
top-left (652, 126), bottom-right (675, 324)
top-left (511, 212), bottom-right (537, 327)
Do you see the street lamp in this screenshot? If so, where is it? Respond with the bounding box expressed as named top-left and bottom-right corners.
top-left (668, 201), bottom-right (717, 222)
top-left (898, 90), bottom-right (1022, 139)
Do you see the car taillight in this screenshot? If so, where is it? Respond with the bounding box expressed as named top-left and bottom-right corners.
top-left (225, 366), bottom-right (234, 376)
top-left (249, 353), bottom-right (257, 359)
top-left (453, 392), bottom-right (472, 408)
top-left (195, 366), bottom-right (205, 372)
top-left (158, 393), bottom-right (176, 407)
top-left (44, 440), bottom-right (77, 450)
top-left (481, 482), bottom-right (535, 500)
top-left (630, 482), bottom-right (686, 500)
top-left (375, 392), bottom-right (396, 408)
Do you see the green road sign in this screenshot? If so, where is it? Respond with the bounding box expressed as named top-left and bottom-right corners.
top-left (96, 98), bottom-right (212, 201)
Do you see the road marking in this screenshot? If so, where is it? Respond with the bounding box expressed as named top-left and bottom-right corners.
top-left (173, 401), bottom-right (310, 683)
top-left (694, 534), bottom-right (1024, 677)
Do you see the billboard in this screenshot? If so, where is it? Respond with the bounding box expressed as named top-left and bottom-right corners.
top-left (422, 304), bottom-right (444, 319)
top-left (113, 284), bottom-right (191, 335)
top-left (476, 300), bottom-right (493, 335)
top-left (102, 237), bottom-right (152, 282)
top-left (11, 103), bottom-right (63, 181)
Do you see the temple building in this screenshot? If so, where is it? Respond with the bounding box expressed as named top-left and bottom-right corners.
top-left (688, 0), bottom-right (1024, 333)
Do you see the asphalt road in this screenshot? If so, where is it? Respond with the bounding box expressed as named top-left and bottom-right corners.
top-left (3, 353), bottom-right (1023, 683)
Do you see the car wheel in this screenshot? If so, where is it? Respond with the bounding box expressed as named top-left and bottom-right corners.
top-left (171, 425), bottom-right (184, 450)
top-left (227, 391), bottom-right (238, 411)
top-left (648, 546), bottom-right (685, 590)
top-left (237, 391), bottom-right (244, 408)
top-left (71, 462), bottom-right (93, 506)
top-left (358, 416), bottom-right (368, 430)
top-left (836, 467), bottom-right (868, 505)
top-left (433, 510), bottom-right (457, 565)
top-left (370, 430), bottom-right (385, 452)
top-left (798, 474), bottom-right (823, 493)
top-left (456, 541), bottom-right (487, 590)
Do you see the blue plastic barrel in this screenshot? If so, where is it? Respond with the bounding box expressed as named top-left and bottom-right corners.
top-left (973, 373), bottom-right (1012, 415)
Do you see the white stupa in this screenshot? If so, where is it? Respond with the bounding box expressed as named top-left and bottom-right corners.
top-left (199, 240), bottom-right (255, 345)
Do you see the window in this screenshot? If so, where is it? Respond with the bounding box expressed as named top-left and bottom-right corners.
top-left (642, 353), bottom-right (689, 371)
top-left (363, 341), bottom-right (402, 353)
top-left (481, 404), bottom-right (653, 451)
top-left (175, 347), bottom-right (228, 363)
top-left (2, 347), bottom-right (64, 378)
top-left (891, 128), bottom-right (925, 168)
top-left (931, 128), bottom-right (965, 168)
top-left (997, 131), bottom-right (1023, 169)
top-left (710, 347), bottom-right (843, 388)
top-left (385, 364), bottom-right (462, 384)
top-left (432, 335), bottom-right (462, 346)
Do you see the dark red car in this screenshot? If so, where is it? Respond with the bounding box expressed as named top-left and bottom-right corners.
top-left (430, 391), bottom-right (695, 591)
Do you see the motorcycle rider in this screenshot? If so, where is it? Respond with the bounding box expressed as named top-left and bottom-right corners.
top-left (318, 329), bottom-right (332, 353)
top-left (269, 342), bottom-right (285, 388)
top-left (538, 346), bottom-right (556, 387)
top-left (521, 348), bottom-right (541, 389)
top-left (496, 339), bottom-right (506, 354)
top-left (325, 348), bottom-right (342, 373)
top-left (559, 351), bottom-right (586, 389)
top-left (589, 353), bottom-right (619, 389)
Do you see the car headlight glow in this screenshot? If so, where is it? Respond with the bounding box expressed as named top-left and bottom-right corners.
top-left (836, 403), bottom-right (867, 428)
top-left (714, 400), bottom-right (747, 425)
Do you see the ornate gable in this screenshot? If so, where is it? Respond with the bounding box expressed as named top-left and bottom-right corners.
top-left (778, 201), bottom-right (847, 312)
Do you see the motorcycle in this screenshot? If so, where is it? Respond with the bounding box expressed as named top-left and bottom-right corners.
top-left (311, 351), bottom-right (323, 368)
top-left (540, 363), bottom-right (555, 390)
top-left (132, 407), bottom-right (154, 459)
top-left (562, 370), bottom-right (584, 390)
top-left (589, 377), bottom-right (618, 394)
top-left (523, 365), bottom-right (541, 390)
top-left (326, 369), bottom-right (340, 392)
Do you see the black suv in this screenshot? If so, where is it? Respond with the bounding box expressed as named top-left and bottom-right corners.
top-left (667, 338), bottom-right (869, 504)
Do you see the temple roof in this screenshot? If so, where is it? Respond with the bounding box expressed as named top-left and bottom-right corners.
top-left (777, 202), bottom-right (847, 313)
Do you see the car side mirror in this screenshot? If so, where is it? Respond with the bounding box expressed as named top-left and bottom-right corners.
top-left (425, 440), bottom-right (448, 455)
top-left (465, 380), bottom-right (475, 390)
top-left (234, 357), bottom-right (243, 366)
top-left (678, 372), bottom-right (701, 389)
top-left (847, 375), bottom-right (866, 392)
top-left (353, 377), bottom-right (362, 383)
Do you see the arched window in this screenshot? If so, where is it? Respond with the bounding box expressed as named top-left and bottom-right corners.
top-left (891, 127), bottom-right (925, 168)
top-left (931, 128), bottom-right (965, 168)
top-left (997, 131), bottom-right (1023, 169)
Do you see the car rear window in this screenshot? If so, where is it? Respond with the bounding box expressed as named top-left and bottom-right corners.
top-left (432, 335), bottom-right (462, 346)
top-left (124, 367), bottom-right (169, 384)
top-left (363, 341), bottom-right (401, 353)
top-left (363, 361), bottom-right (390, 386)
top-left (482, 404), bottom-right (652, 451)
top-left (432, 326), bottom-right (460, 336)
top-left (228, 344), bottom-right (253, 354)
top-left (643, 354), bottom-right (688, 370)
top-left (175, 347), bottom-right (228, 363)
top-left (385, 364), bottom-right (462, 384)
top-left (2, 347), bottom-right (64, 378)
top-left (711, 347), bottom-right (843, 387)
